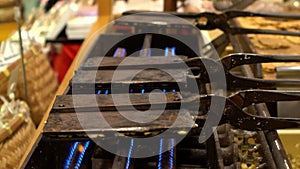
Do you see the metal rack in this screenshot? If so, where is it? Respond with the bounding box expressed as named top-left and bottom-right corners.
top-left (22, 10), bottom-right (300, 169)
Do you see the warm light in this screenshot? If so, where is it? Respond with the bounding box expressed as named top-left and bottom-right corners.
top-left (77, 144), bottom-right (84, 152)
top-left (293, 1), bottom-right (299, 7)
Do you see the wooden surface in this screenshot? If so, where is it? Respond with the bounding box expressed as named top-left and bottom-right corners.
top-left (0, 22), bottom-right (17, 41)
top-left (18, 1), bottom-right (113, 168)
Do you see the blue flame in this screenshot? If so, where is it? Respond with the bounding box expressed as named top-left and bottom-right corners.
top-left (125, 139), bottom-right (134, 169)
top-left (171, 47), bottom-right (176, 56)
top-left (74, 141), bottom-right (90, 169)
top-left (113, 48), bottom-right (119, 58)
top-left (64, 142), bottom-right (79, 169)
top-left (121, 48), bottom-right (126, 58)
top-left (113, 48), bottom-right (126, 58)
top-left (158, 138), bottom-right (164, 169)
top-left (169, 139), bottom-right (175, 169)
top-left (147, 49), bottom-right (152, 57)
top-left (165, 47), bottom-right (169, 56)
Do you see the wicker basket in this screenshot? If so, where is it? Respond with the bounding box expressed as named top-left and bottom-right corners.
top-left (0, 116), bottom-right (36, 169)
top-left (0, 44), bottom-right (58, 125)
top-left (0, 0), bottom-right (15, 7)
top-left (0, 62), bottom-right (38, 169)
top-left (0, 94), bottom-right (36, 169)
top-left (0, 6), bottom-right (15, 23)
top-left (0, 0), bottom-right (20, 23)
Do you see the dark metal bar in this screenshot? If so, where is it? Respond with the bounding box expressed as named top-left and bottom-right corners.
top-left (228, 24), bottom-right (290, 168)
top-left (176, 148), bottom-right (207, 165)
top-left (140, 34), bottom-right (152, 57)
top-left (255, 104), bottom-right (292, 169)
top-left (203, 33), bottom-right (229, 57)
top-left (81, 56), bottom-right (187, 70)
top-left (52, 92), bottom-right (182, 112)
top-left (177, 136), bottom-right (206, 149)
top-left (44, 109), bottom-right (196, 134)
top-left (195, 11), bottom-right (300, 31)
top-left (209, 129), bottom-right (224, 168)
top-left (112, 155), bottom-right (126, 169)
top-left (164, 0), bottom-right (177, 12)
top-left (14, 7), bottom-right (28, 102)
top-left (71, 69), bottom-right (185, 91)
top-left (218, 131), bottom-right (234, 148)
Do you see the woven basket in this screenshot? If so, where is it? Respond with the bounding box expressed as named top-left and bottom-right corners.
top-left (0, 0), bottom-right (15, 8)
top-left (0, 117), bottom-right (36, 169)
top-left (0, 6), bottom-right (14, 23)
top-left (0, 44), bottom-right (58, 125)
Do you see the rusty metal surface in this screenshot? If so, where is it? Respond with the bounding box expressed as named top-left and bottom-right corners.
top-left (52, 92), bottom-right (182, 112)
top-left (47, 90), bottom-right (300, 134)
top-left (44, 109), bottom-right (194, 133)
top-left (72, 69), bottom-right (186, 84)
top-left (77, 53), bottom-right (300, 92)
top-left (114, 13), bottom-right (195, 29)
top-left (82, 56), bottom-right (187, 70)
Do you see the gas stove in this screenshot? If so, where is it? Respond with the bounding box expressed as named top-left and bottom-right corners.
top-left (23, 11), bottom-right (300, 169)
